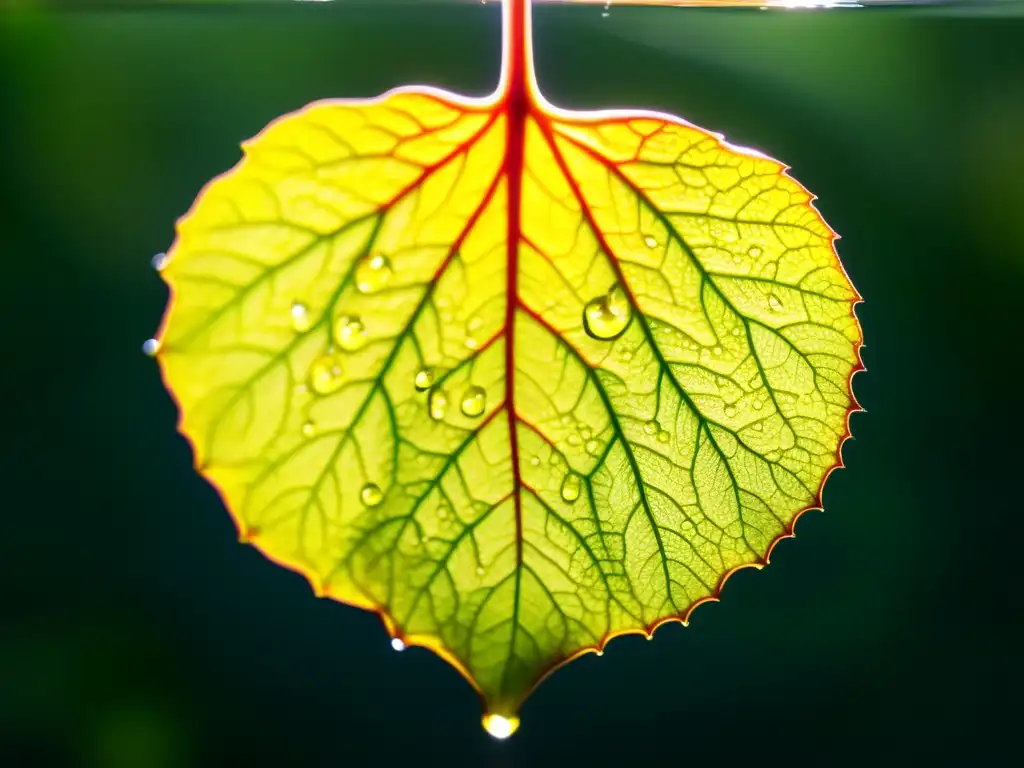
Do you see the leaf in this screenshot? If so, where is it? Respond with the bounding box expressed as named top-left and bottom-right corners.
top-left (151, 0), bottom-right (861, 733)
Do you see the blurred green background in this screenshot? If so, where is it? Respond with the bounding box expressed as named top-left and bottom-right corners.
top-left (1, 2), bottom-right (1020, 766)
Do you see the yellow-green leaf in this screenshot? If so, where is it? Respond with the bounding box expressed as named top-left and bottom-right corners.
top-left (152, 0), bottom-right (861, 733)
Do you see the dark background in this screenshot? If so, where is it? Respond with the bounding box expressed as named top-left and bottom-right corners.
top-left (1, 2), bottom-right (1020, 766)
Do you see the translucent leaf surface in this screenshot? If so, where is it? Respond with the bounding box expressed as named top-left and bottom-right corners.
top-left (152, 0), bottom-right (862, 728)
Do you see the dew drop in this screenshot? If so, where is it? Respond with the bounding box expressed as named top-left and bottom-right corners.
top-left (290, 301), bottom-right (311, 332)
top-left (391, 638), bottom-right (405, 652)
top-left (302, 420), bottom-right (316, 437)
top-left (355, 254), bottom-right (392, 294)
top-left (749, 246), bottom-right (763, 259)
top-left (582, 284), bottom-right (632, 341)
top-left (567, 434), bottom-right (583, 447)
top-left (643, 235), bottom-right (658, 249)
top-left (713, 346), bottom-right (723, 356)
top-left (482, 714), bottom-right (519, 740)
top-left (428, 388), bottom-right (448, 420)
top-left (142, 338), bottom-right (160, 357)
top-left (529, 455), bottom-right (540, 467)
top-left (476, 566), bottom-right (486, 576)
top-left (335, 316), bottom-right (367, 351)
top-left (585, 439), bottom-right (601, 456)
top-left (725, 406), bottom-right (737, 418)
top-left (560, 472), bottom-right (581, 503)
top-left (754, 422), bottom-right (764, 431)
top-left (644, 420), bottom-right (660, 436)
top-left (414, 368), bottom-right (435, 391)
top-left (464, 336), bottom-right (479, 350)
top-left (437, 505), bottom-right (449, 520)
top-left (360, 483), bottom-right (383, 507)
top-left (460, 385), bottom-right (486, 418)
top-left (151, 252), bottom-right (168, 271)
top-left (309, 353), bottom-right (345, 395)
top-left (467, 316), bottom-right (484, 332)
top-left (657, 430), bottom-right (671, 444)
top-left (768, 294), bottom-right (783, 312)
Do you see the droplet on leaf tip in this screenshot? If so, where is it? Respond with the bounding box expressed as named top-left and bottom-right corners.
top-left (142, 338), bottom-right (160, 357)
top-left (482, 714), bottom-right (519, 740)
top-left (360, 483), bottom-right (383, 507)
top-left (391, 638), bottom-right (405, 652)
top-left (583, 284), bottom-right (632, 341)
top-left (151, 252), bottom-right (168, 271)
top-left (335, 315), bottom-right (367, 351)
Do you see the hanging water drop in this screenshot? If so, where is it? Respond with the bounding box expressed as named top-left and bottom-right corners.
top-left (390, 638), bottom-right (405, 652)
top-left (460, 385), bottom-right (486, 418)
top-left (355, 254), bottom-right (392, 294)
top-left (360, 483), bottom-right (383, 507)
top-left (482, 714), bottom-right (519, 740)
top-left (151, 252), bottom-right (168, 271)
top-left (428, 388), bottom-right (448, 420)
top-left (142, 338), bottom-right (160, 357)
top-left (560, 472), bottom-right (581, 503)
top-left (290, 301), bottom-right (311, 332)
top-left (414, 368), bottom-right (435, 392)
top-left (335, 315), bottom-right (367, 351)
top-left (310, 353), bottom-right (345, 395)
top-left (582, 284), bottom-right (632, 341)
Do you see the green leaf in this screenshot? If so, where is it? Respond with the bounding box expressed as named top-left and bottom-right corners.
top-left (150, 0), bottom-right (862, 734)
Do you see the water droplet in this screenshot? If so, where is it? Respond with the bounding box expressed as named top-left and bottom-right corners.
top-left (583, 284), bottom-right (632, 341)
top-left (713, 346), bottom-right (723, 356)
top-left (361, 483), bottom-right (383, 507)
top-left (549, 454), bottom-right (561, 466)
top-left (768, 294), bottom-right (783, 312)
top-left (355, 254), bottom-right (392, 294)
top-left (731, 328), bottom-right (742, 337)
top-left (585, 439), bottom-right (601, 456)
top-left (335, 316), bottom-right (367, 351)
top-left (476, 566), bottom-right (486, 576)
top-left (725, 406), bottom-right (737, 418)
top-left (302, 420), bottom-right (316, 437)
top-left (749, 246), bottom-right (763, 258)
top-left (151, 252), bottom-right (168, 271)
top-left (580, 426), bottom-right (593, 441)
top-left (657, 430), bottom-right (671, 444)
top-left (560, 473), bottom-right (581, 503)
top-left (310, 353), bottom-right (345, 395)
top-left (644, 420), bottom-right (660, 436)
top-left (290, 302), bottom-right (311, 332)
top-left (754, 422), bottom-right (764, 431)
top-left (567, 434), bottom-right (583, 447)
top-left (464, 336), bottom-right (479, 350)
top-left (428, 388), bottom-right (448, 420)
top-left (529, 455), bottom-right (540, 467)
top-left (391, 638), bottom-right (405, 652)
top-left (437, 506), bottom-right (449, 520)
top-left (467, 316), bottom-right (484, 332)
top-left (644, 235), bottom-right (658, 249)
top-left (414, 368), bottom-right (435, 391)
top-left (482, 714), bottom-right (519, 740)
top-left (460, 385), bottom-right (486, 418)
top-left (142, 338), bottom-right (160, 357)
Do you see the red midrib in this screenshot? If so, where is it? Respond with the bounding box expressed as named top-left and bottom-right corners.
top-left (502, 0), bottom-right (530, 687)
